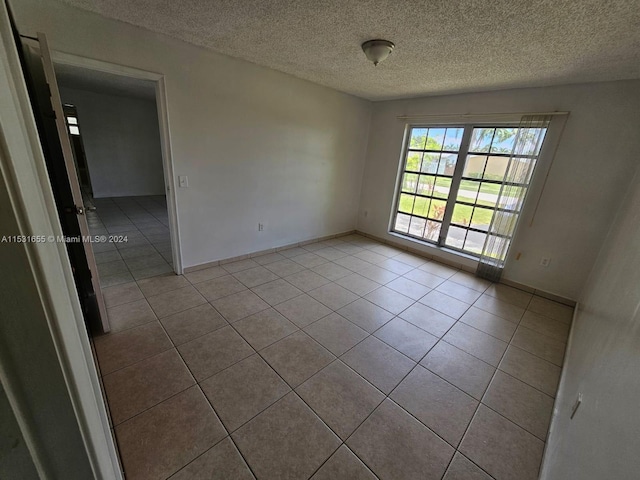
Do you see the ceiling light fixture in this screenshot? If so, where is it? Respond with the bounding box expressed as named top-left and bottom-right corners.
top-left (361, 39), bottom-right (395, 66)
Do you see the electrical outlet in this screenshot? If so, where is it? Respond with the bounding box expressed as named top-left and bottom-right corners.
top-left (258, 223), bottom-right (264, 231)
top-left (540, 257), bottom-right (551, 267)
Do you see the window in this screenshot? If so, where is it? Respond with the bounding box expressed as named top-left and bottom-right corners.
top-left (63, 105), bottom-right (81, 136)
top-left (392, 124), bottom-right (546, 256)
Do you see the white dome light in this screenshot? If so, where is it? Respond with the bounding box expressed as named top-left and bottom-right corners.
top-left (361, 39), bottom-right (395, 66)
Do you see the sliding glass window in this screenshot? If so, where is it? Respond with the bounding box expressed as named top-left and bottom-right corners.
top-left (392, 124), bottom-right (546, 257)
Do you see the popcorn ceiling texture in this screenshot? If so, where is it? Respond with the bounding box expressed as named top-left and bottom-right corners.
top-left (59, 0), bottom-right (640, 100)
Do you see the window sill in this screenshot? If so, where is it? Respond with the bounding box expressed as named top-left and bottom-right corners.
top-left (387, 231), bottom-right (480, 267)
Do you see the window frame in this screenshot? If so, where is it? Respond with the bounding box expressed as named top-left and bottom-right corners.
top-left (390, 122), bottom-right (547, 258)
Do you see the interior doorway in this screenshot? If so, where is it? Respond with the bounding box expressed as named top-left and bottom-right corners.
top-left (52, 60), bottom-right (181, 289)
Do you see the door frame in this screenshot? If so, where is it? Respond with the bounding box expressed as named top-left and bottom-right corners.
top-left (52, 51), bottom-right (184, 275)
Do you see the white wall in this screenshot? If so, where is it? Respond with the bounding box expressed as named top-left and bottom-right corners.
top-left (11, 0), bottom-right (371, 269)
top-left (59, 86), bottom-right (165, 198)
top-left (358, 81), bottom-right (640, 300)
top-left (541, 158), bottom-right (640, 480)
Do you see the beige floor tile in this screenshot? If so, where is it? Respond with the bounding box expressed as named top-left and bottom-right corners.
top-left (521, 310), bottom-right (571, 342)
top-left (194, 275), bottom-right (247, 302)
top-left (170, 438), bottom-right (254, 480)
top-left (222, 258), bottom-right (260, 274)
top-left (418, 261), bottom-right (458, 279)
top-left (304, 313), bottom-right (368, 356)
top-left (421, 341), bottom-right (495, 400)
top-left (95, 321), bottom-right (173, 375)
top-left (100, 271), bottom-right (135, 288)
top-left (484, 283), bottom-right (533, 309)
top-left (232, 393), bottom-right (340, 479)
top-left (310, 445), bottom-right (376, 480)
top-left (99, 259), bottom-right (129, 277)
top-left (511, 326), bottom-right (566, 366)
top-left (211, 290), bottom-right (270, 323)
top-left (473, 293), bottom-right (525, 323)
top-left (460, 405), bottom-right (544, 480)
top-left (377, 258), bottom-right (415, 275)
top-left (290, 252), bottom-right (328, 268)
top-left (499, 346), bottom-right (561, 397)
top-left (232, 266), bottom-right (280, 288)
top-left (178, 326), bottom-right (254, 381)
top-left (124, 252), bottom-right (166, 271)
top-left (354, 250), bottom-right (388, 264)
top-left (314, 247), bottom-right (348, 261)
top-left (261, 331), bottom-right (335, 387)
top-left (200, 354), bottom-right (290, 432)
top-left (334, 273), bottom-right (380, 296)
top-left (391, 366), bottom-right (478, 446)
top-left (160, 304), bottom-right (227, 346)
top-left (386, 276), bottom-right (431, 300)
top-left (116, 386), bottom-right (226, 480)
top-left (147, 285), bottom-right (207, 318)
top-left (460, 307), bottom-right (518, 342)
top-left (278, 247), bottom-right (308, 258)
top-left (400, 302), bottom-right (457, 337)
top-left (444, 323), bottom-right (508, 366)
top-left (443, 453), bottom-right (493, 480)
top-left (419, 290), bottom-right (470, 319)
top-left (103, 349), bottom-right (194, 425)
top-left (364, 286), bottom-right (414, 315)
top-left (358, 264), bottom-right (400, 284)
top-left (297, 361), bottom-right (384, 440)
top-left (184, 266), bottom-right (227, 284)
top-left (394, 252), bottom-right (428, 268)
top-left (311, 262), bottom-right (353, 281)
top-left (374, 317), bottom-right (438, 361)
top-left (252, 279), bottom-right (303, 306)
top-left (337, 298), bottom-right (394, 333)
top-left (103, 282), bottom-right (144, 308)
top-left (483, 371), bottom-right (554, 440)
top-left (309, 283), bottom-right (359, 310)
top-left (107, 299), bottom-right (157, 332)
top-left (527, 296), bottom-right (574, 324)
top-left (137, 274), bottom-right (190, 297)
top-left (341, 336), bottom-right (415, 394)
top-left (333, 255), bottom-right (373, 273)
top-left (404, 268), bottom-right (447, 289)
top-left (449, 271), bottom-right (492, 293)
top-left (437, 281), bottom-right (483, 304)
top-left (131, 262), bottom-right (174, 281)
top-left (234, 308), bottom-right (298, 350)
top-left (264, 259), bottom-right (306, 277)
top-left (274, 294), bottom-right (332, 328)
top-left (252, 252), bottom-right (287, 266)
top-left (348, 400), bottom-right (454, 480)
top-left (283, 269), bottom-right (331, 292)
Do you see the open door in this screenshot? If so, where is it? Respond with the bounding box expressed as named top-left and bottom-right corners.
top-left (18, 32), bottom-right (109, 333)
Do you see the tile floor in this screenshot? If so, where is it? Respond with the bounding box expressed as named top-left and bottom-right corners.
top-left (91, 228), bottom-right (573, 480)
top-left (86, 195), bottom-right (173, 287)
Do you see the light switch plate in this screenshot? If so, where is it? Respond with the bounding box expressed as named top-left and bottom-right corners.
top-left (178, 175), bottom-right (188, 188)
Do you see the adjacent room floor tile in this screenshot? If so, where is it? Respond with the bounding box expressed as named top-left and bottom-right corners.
top-left (160, 304), bottom-right (227, 346)
top-left (421, 341), bottom-right (495, 400)
top-left (211, 290), bottom-right (270, 323)
top-left (233, 308), bottom-right (298, 350)
top-left (341, 336), bottom-right (415, 394)
top-left (261, 331), bottom-right (335, 387)
top-left (390, 366), bottom-right (478, 446)
top-left (232, 393), bottom-right (340, 480)
top-left (178, 326), bottom-right (254, 381)
top-left (304, 313), bottom-right (368, 356)
top-left (310, 445), bottom-right (376, 480)
top-left (94, 321), bottom-right (173, 375)
top-left (103, 349), bottom-right (194, 425)
top-left (297, 361), bottom-right (384, 440)
top-left (348, 400), bottom-right (454, 480)
top-left (460, 405), bottom-right (544, 480)
top-left (115, 386), bottom-right (226, 480)
top-left (373, 317), bottom-right (438, 361)
top-left (170, 438), bottom-right (254, 480)
top-left (274, 294), bottom-right (332, 328)
top-left (200, 354), bottom-right (290, 432)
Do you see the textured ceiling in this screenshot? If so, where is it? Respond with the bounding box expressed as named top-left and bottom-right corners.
top-left (54, 62), bottom-right (157, 100)
top-left (59, 0), bottom-right (640, 100)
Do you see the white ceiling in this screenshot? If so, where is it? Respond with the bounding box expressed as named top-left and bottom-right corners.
top-left (59, 0), bottom-right (640, 100)
top-left (54, 62), bottom-right (157, 100)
